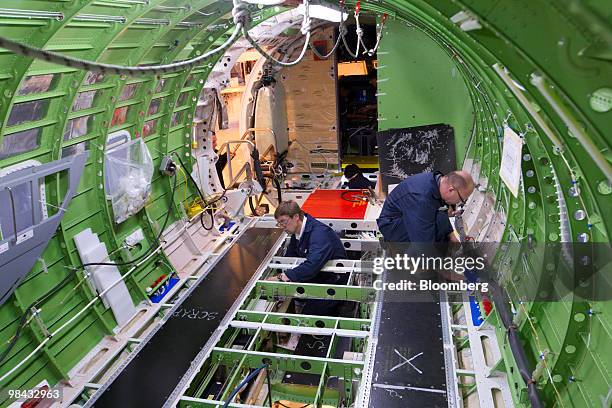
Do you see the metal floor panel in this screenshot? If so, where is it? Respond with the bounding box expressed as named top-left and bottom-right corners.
top-left (368, 275), bottom-right (448, 407)
top-left (94, 227), bottom-right (283, 408)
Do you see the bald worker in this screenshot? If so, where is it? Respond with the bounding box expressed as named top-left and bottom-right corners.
top-left (377, 170), bottom-right (475, 243)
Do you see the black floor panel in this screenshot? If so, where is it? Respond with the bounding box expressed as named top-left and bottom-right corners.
top-left (368, 273), bottom-right (448, 407)
top-left (94, 227), bottom-right (282, 408)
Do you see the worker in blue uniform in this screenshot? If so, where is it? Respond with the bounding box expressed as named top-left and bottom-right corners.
top-left (377, 170), bottom-right (475, 243)
top-left (273, 201), bottom-right (347, 315)
top-left (343, 164), bottom-right (375, 190)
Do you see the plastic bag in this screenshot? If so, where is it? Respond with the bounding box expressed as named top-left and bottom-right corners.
top-left (105, 138), bottom-right (153, 224)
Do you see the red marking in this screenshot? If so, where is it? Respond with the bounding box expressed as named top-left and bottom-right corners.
top-left (482, 297), bottom-right (492, 315)
top-left (381, 13), bottom-right (388, 23)
top-left (301, 189), bottom-right (368, 220)
top-left (355, 0), bottom-right (361, 15)
top-left (152, 274), bottom-right (167, 287)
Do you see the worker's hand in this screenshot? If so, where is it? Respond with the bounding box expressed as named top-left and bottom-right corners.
top-left (447, 205), bottom-right (463, 217)
top-left (265, 273), bottom-right (290, 282)
top-left (448, 232), bottom-right (460, 243)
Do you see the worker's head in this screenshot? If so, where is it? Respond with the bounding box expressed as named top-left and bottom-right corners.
top-left (440, 170), bottom-right (475, 206)
top-left (344, 164), bottom-right (362, 180)
top-left (274, 201), bottom-right (304, 235)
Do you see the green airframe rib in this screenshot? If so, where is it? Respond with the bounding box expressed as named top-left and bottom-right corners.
top-left (0, 1), bottom-right (610, 407)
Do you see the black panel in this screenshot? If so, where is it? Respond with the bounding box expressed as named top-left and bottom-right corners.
top-left (94, 227), bottom-right (282, 408)
top-left (368, 271), bottom-right (448, 407)
top-left (376, 124), bottom-right (456, 194)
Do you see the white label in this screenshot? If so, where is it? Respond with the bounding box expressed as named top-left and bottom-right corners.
top-left (0, 241), bottom-right (9, 254)
top-left (499, 126), bottom-right (523, 198)
top-left (125, 228), bottom-right (145, 247)
top-left (16, 229), bottom-right (34, 245)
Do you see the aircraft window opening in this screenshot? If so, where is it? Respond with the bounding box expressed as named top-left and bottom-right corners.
top-left (142, 120), bottom-right (158, 138)
top-left (62, 141), bottom-right (90, 158)
top-left (7, 100), bottom-right (48, 127)
top-left (72, 90), bottom-right (98, 112)
top-left (177, 92), bottom-right (189, 107)
top-left (83, 71), bottom-right (105, 86)
top-left (120, 83), bottom-right (140, 101)
top-left (171, 111), bottom-right (183, 128)
top-left (111, 106), bottom-right (130, 127)
top-left (0, 128), bottom-right (41, 161)
top-left (17, 74), bottom-right (55, 96)
top-left (148, 98), bottom-right (164, 116)
top-left (64, 115), bottom-right (95, 141)
top-left (155, 78), bottom-right (167, 93)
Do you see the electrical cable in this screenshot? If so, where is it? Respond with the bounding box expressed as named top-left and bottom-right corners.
top-left (340, 190), bottom-right (368, 203)
top-left (309, 26), bottom-right (344, 60)
top-left (248, 196), bottom-right (258, 216)
top-left (342, 4), bottom-right (363, 58)
top-left (223, 364), bottom-right (268, 408)
top-left (171, 151), bottom-right (229, 210)
top-left (200, 209), bottom-right (215, 230)
top-left (264, 176), bottom-right (283, 204)
top-left (172, 152), bottom-right (210, 203)
top-left (82, 172), bottom-right (178, 267)
top-left (176, 165), bottom-right (189, 202)
top-left (0, 302), bottom-right (32, 365)
top-left (275, 401), bottom-right (310, 408)
top-left (244, 29), bottom-right (311, 68)
top-left (0, 16), bottom-right (244, 77)
top-left (170, 152), bottom-right (229, 230)
top-left (265, 365), bottom-right (273, 408)
top-left (341, 29), bottom-right (359, 59)
top-left (0, 0), bottom-right (379, 73)
top-left (242, 0), bottom-right (312, 67)
top-left (272, 177), bottom-right (283, 203)
top-left (362, 13), bottom-right (388, 56)
top-left (489, 283), bottom-right (544, 408)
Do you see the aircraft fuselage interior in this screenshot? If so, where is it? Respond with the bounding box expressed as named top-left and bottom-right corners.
top-left (0, 1), bottom-right (610, 407)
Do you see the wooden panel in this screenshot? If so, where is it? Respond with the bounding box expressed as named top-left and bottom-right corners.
top-left (279, 31), bottom-right (338, 168)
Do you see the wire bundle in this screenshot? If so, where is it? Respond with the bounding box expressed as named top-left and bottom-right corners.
top-left (0, 0), bottom-right (388, 74)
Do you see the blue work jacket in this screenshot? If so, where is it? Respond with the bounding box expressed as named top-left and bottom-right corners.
top-left (285, 214), bottom-right (347, 283)
top-left (377, 172), bottom-right (453, 243)
top-left (345, 174), bottom-right (375, 190)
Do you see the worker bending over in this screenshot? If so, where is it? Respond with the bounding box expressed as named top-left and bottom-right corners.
top-left (274, 201), bottom-right (347, 315)
top-left (377, 170), bottom-right (475, 243)
top-left (343, 164), bottom-right (375, 190)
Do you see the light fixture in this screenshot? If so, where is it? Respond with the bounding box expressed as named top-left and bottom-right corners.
top-left (0, 8), bottom-right (63, 20)
top-left (134, 18), bottom-right (170, 25)
top-left (296, 2), bottom-right (348, 23)
top-left (338, 61), bottom-right (368, 77)
top-left (74, 14), bottom-right (127, 23)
